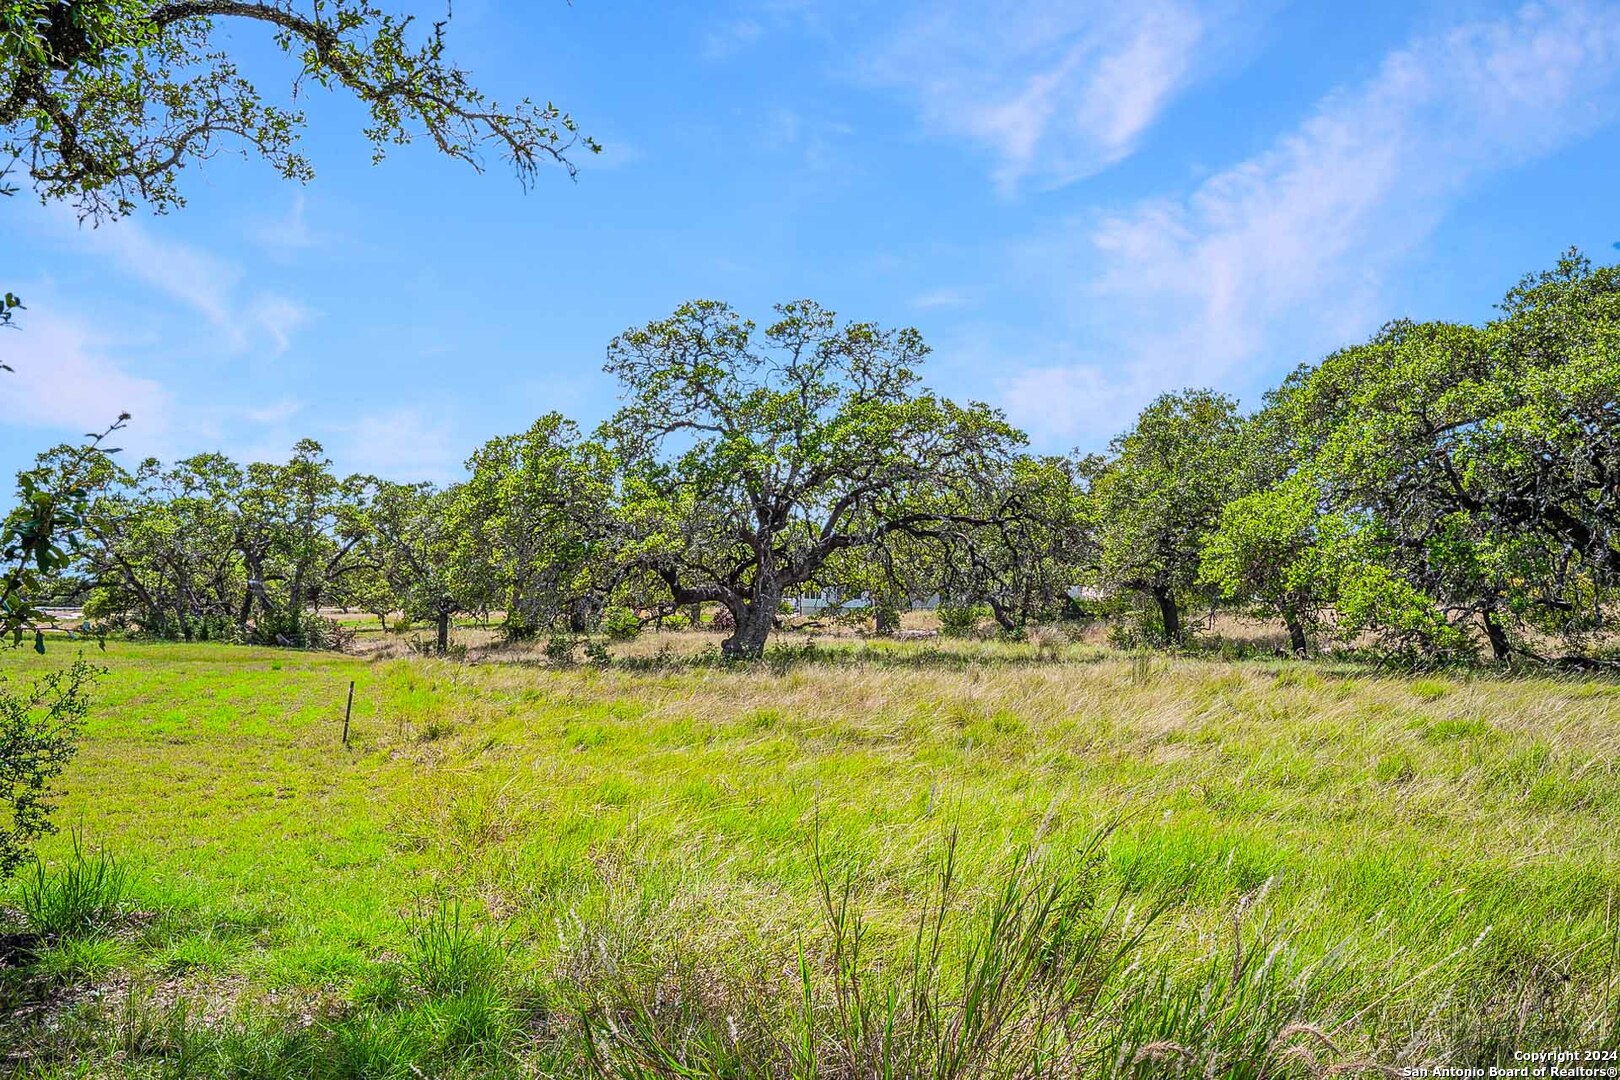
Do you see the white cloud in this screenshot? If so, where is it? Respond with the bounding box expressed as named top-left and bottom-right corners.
top-left (862, 1), bottom-right (1214, 192)
top-left (0, 311), bottom-right (171, 448)
top-left (64, 213), bottom-right (309, 355)
top-left (701, 2), bottom-right (827, 60)
top-left (999, 0), bottom-right (1620, 445)
top-left (247, 295), bottom-right (312, 355)
top-left (704, 17), bottom-right (765, 60)
top-left (244, 396), bottom-right (304, 425)
top-left (759, 106), bottom-right (852, 172)
top-left (332, 407), bottom-right (461, 484)
top-left (251, 193), bottom-right (316, 255)
top-left (912, 288), bottom-right (972, 310)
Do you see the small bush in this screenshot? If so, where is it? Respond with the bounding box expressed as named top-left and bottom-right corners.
top-left (543, 632), bottom-right (578, 665)
top-left (1028, 626), bottom-right (1065, 660)
top-left (0, 661), bottom-right (99, 880)
top-left (709, 606), bottom-right (736, 632)
top-left (21, 831), bottom-right (130, 937)
top-left (601, 606), bottom-right (642, 641)
top-left (937, 603), bottom-right (987, 638)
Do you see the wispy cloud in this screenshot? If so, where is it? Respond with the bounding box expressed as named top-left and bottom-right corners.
top-left (67, 214), bottom-right (309, 355)
top-left (912, 288), bottom-right (972, 310)
top-left (700, 2), bottom-right (827, 60)
top-left (1000, 0), bottom-right (1620, 445)
top-left (704, 17), bottom-right (765, 60)
top-left (332, 407), bottom-right (461, 484)
top-left (0, 310), bottom-right (171, 449)
top-left (245, 396), bottom-right (304, 426)
top-left (861, 1), bottom-right (1224, 193)
top-left (759, 106), bottom-right (852, 172)
top-left (251, 193), bottom-right (317, 256)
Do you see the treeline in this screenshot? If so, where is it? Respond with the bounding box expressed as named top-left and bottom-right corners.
top-left (22, 252), bottom-right (1619, 664)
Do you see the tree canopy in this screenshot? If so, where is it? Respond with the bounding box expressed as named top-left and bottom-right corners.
top-left (605, 299), bottom-right (1023, 657)
top-left (1093, 389), bottom-right (1246, 646)
top-left (1207, 251), bottom-right (1620, 662)
top-left (13, 254), bottom-right (1620, 668)
top-left (1, 0), bottom-right (597, 219)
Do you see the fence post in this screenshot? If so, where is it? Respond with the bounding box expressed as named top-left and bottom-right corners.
top-left (342, 680), bottom-right (355, 747)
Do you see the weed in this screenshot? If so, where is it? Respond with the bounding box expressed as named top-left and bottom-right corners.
top-left (20, 831), bottom-right (130, 938)
top-left (27, 935), bottom-right (131, 984)
top-left (1412, 677), bottom-right (1454, 701)
top-left (413, 902), bottom-right (508, 999)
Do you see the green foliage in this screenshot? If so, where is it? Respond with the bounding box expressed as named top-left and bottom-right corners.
top-left (0, 659), bottom-right (98, 879)
top-left (2, 418), bottom-right (125, 650)
top-left (543, 632), bottom-right (578, 665)
top-left (1095, 389), bottom-right (1246, 646)
top-left (411, 903), bottom-right (507, 998)
top-left (937, 602), bottom-right (987, 637)
top-left (1231, 251), bottom-right (1620, 662)
top-left (16, 255), bottom-right (1620, 672)
top-left (19, 827), bottom-right (128, 933)
top-left (607, 299), bottom-right (1023, 658)
top-left (458, 414), bottom-right (619, 640)
top-left (0, 290), bottom-right (21, 346)
top-left (599, 605), bottom-right (641, 641)
top-left (73, 440), bottom-right (373, 648)
top-left (0, 0), bottom-right (597, 221)
top-left (360, 478), bottom-right (471, 656)
top-left (1200, 474), bottom-right (1333, 654)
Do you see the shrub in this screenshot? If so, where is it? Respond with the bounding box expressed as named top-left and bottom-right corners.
top-left (543, 632), bottom-right (578, 665)
top-left (871, 598), bottom-right (901, 635)
top-left (710, 606), bottom-right (736, 632)
top-left (937, 603), bottom-right (986, 638)
top-left (1028, 626), bottom-right (1065, 660)
top-left (502, 615), bottom-right (541, 642)
top-left (1, 660), bottom-right (99, 881)
top-left (601, 606), bottom-right (642, 641)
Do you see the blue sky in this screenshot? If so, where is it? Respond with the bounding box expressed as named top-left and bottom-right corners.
top-left (3, 0), bottom-right (1619, 483)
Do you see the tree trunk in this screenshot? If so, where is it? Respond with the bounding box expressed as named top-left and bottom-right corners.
top-left (687, 603), bottom-right (703, 628)
top-left (722, 591), bottom-right (779, 658)
top-left (568, 597), bottom-right (591, 634)
top-left (874, 604), bottom-right (897, 635)
top-left (436, 610), bottom-right (451, 656)
top-left (1152, 585), bottom-right (1181, 646)
top-left (1282, 608), bottom-right (1308, 657)
top-left (986, 596), bottom-right (1017, 632)
top-left (1482, 608), bottom-right (1511, 662)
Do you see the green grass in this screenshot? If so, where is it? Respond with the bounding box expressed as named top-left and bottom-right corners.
top-left (1, 639), bottom-right (1617, 1075)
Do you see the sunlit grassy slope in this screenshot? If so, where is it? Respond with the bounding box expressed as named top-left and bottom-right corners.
top-left (1, 637), bottom-right (1616, 1074)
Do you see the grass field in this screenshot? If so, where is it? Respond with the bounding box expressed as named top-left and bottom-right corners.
top-left (1, 635), bottom-right (1618, 1076)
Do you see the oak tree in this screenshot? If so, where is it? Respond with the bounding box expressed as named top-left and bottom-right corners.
top-left (606, 300), bottom-right (1022, 657)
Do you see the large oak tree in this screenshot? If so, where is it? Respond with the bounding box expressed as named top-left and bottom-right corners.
top-left (606, 300), bottom-right (1022, 658)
